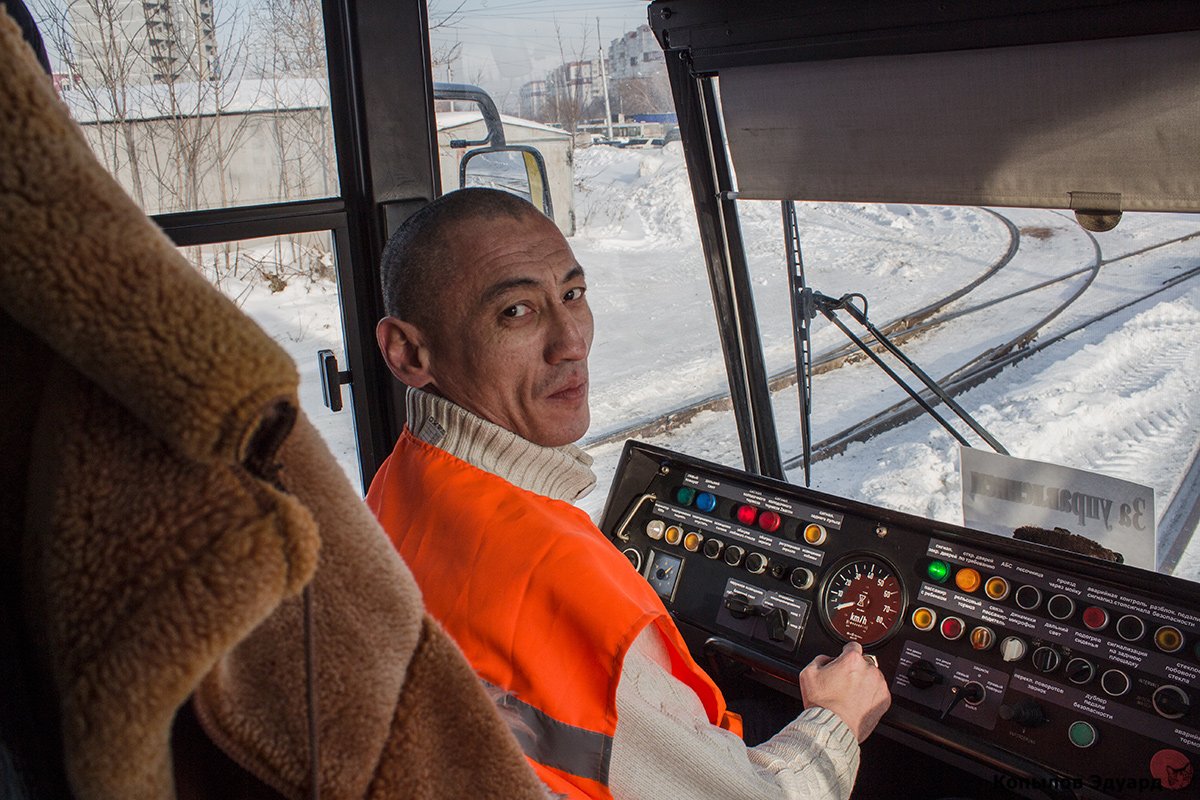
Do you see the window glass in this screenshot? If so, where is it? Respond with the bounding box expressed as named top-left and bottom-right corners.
top-left (179, 231), bottom-right (362, 493)
top-left (33, 0), bottom-right (338, 214)
top-left (425, 1), bottom-right (742, 516)
top-left (744, 201), bottom-right (1200, 578)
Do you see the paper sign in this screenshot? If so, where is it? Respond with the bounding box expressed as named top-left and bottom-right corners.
top-left (960, 446), bottom-right (1156, 570)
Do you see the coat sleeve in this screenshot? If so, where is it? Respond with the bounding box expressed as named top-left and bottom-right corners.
top-left (609, 626), bottom-right (860, 800)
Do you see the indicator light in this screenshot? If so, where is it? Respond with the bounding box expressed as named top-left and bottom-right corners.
top-left (664, 525), bottom-right (683, 546)
top-left (1068, 721), bottom-right (1097, 748)
top-left (683, 531), bottom-right (703, 552)
top-left (1015, 585), bottom-right (1042, 610)
top-left (675, 487), bottom-right (696, 505)
top-left (646, 520), bottom-right (665, 540)
top-left (1116, 613), bottom-right (1145, 642)
top-left (1082, 606), bottom-right (1109, 632)
top-left (970, 626), bottom-right (995, 650)
top-left (735, 505), bottom-right (758, 525)
top-left (940, 616), bottom-right (965, 640)
top-left (1047, 594), bottom-right (1076, 620)
top-left (926, 560), bottom-right (950, 583)
top-left (955, 568), bottom-right (982, 593)
top-left (984, 576), bottom-right (1010, 601)
top-left (1101, 668), bottom-right (1131, 697)
top-left (911, 607), bottom-right (936, 631)
top-left (695, 492), bottom-right (717, 512)
top-left (759, 511), bottom-right (782, 532)
top-left (803, 524), bottom-right (826, 545)
top-left (1156, 625), bottom-right (1184, 653)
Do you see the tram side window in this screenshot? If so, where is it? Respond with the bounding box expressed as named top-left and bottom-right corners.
top-left (33, 0), bottom-right (339, 215)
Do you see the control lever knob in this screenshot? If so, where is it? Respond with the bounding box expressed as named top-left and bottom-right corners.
top-left (907, 659), bottom-right (944, 690)
top-left (725, 593), bottom-right (757, 619)
top-left (1152, 685), bottom-right (1191, 719)
top-left (999, 700), bottom-right (1047, 727)
top-left (766, 607), bottom-right (790, 642)
top-left (941, 681), bottom-right (985, 719)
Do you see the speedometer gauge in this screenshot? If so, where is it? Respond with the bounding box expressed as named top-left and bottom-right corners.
top-left (819, 554), bottom-right (907, 647)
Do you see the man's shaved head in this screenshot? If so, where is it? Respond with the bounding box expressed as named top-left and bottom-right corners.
top-left (380, 187), bottom-right (541, 328)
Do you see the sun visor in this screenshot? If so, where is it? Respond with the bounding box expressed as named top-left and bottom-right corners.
top-left (720, 31), bottom-right (1200, 212)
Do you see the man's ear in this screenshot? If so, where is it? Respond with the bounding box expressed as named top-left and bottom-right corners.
top-left (376, 316), bottom-right (434, 387)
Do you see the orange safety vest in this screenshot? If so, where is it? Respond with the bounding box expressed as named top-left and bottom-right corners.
top-left (368, 431), bottom-right (741, 800)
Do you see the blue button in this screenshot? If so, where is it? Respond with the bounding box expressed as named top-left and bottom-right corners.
top-left (695, 492), bottom-right (717, 512)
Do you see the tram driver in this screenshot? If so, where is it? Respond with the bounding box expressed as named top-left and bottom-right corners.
top-left (367, 187), bottom-right (891, 800)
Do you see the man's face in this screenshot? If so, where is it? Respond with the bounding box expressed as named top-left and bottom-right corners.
top-left (420, 211), bottom-right (594, 447)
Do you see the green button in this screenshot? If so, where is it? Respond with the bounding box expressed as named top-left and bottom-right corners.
top-left (927, 560), bottom-right (951, 583)
top-left (1068, 721), bottom-right (1097, 748)
top-left (676, 487), bottom-right (696, 505)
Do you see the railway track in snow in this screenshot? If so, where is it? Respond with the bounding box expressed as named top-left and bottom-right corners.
top-left (582, 213), bottom-right (1200, 568)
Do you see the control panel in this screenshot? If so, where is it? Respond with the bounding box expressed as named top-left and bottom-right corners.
top-left (599, 442), bottom-right (1200, 798)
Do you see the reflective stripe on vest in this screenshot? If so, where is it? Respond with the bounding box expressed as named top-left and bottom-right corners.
top-left (368, 431), bottom-right (737, 799)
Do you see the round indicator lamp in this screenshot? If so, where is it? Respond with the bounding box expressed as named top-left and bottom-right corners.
top-left (1156, 625), bottom-right (1185, 654)
top-left (645, 520), bottom-right (665, 540)
top-left (1082, 606), bottom-right (1109, 632)
top-left (940, 616), bottom-right (965, 641)
top-left (984, 576), bottom-right (1010, 601)
top-left (803, 524), bottom-right (827, 546)
top-left (675, 487), bottom-right (696, 506)
top-left (735, 505), bottom-right (758, 525)
top-left (955, 568), bottom-right (982, 593)
top-left (911, 607), bottom-right (937, 631)
top-left (664, 525), bottom-right (684, 546)
top-left (1116, 613), bottom-right (1145, 642)
top-left (926, 560), bottom-right (951, 584)
top-left (695, 492), bottom-right (717, 512)
top-left (683, 531), bottom-right (703, 552)
top-left (759, 511), bottom-right (782, 532)
top-left (1068, 720), bottom-right (1097, 748)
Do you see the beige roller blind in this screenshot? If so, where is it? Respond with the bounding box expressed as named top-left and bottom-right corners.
top-left (720, 31), bottom-right (1200, 211)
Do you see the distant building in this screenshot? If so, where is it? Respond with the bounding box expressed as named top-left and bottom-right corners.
top-left (608, 23), bottom-right (665, 82)
top-left (519, 79), bottom-right (547, 120)
top-left (68, 0), bottom-right (217, 86)
top-left (545, 57), bottom-right (605, 108)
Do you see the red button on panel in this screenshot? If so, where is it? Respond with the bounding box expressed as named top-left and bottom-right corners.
top-left (759, 511), bottom-right (781, 532)
top-left (1082, 606), bottom-right (1109, 631)
top-left (735, 505), bottom-right (758, 526)
top-left (940, 616), bottom-right (965, 641)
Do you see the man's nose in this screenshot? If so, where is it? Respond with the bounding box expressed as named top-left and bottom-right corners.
top-left (546, 304), bottom-right (590, 363)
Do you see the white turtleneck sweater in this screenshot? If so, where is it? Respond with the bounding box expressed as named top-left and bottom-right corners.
top-left (405, 387), bottom-right (860, 800)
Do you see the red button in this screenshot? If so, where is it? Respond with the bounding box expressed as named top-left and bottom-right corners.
top-left (1082, 606), bottom-right (1109, 631)
top-left (759, 511), bottom-right (781, 532)
top-left (735, 505), bottom-right (758, 525)
top-left (940, 617), bottom-right (965, 640)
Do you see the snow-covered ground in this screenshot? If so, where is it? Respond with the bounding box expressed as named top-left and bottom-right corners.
top-left (226, 141), bottom-right (1200, 583)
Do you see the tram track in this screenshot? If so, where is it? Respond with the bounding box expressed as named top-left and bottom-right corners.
top-left (583, 215), bottom-right (1200, 569)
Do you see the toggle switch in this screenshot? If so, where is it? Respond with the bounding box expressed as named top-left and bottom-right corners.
top-left (907, 658), bottom-right (944, 690)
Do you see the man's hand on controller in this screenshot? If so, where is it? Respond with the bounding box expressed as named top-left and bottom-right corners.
top-left (798, 641), bottom-right (892, 742)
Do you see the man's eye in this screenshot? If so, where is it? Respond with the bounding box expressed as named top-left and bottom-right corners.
top-left (502, 304), bottom-right (531, 318)
top-left (564, 287), bottom-right (586, 302)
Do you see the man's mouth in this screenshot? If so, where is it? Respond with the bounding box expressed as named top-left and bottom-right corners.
top-left (547, 377), bottom-right (588, 402)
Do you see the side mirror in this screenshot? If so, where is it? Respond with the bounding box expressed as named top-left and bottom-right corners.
top-left (460, 146), bottom-right (554, 220)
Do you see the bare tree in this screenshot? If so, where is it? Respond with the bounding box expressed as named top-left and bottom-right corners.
top-left (34, 0), bottom-right (148, 206)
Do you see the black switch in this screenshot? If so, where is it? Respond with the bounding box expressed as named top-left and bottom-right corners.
top-left (766, 607), bottom-right (790, 642)
top-left (725, 593), bottom-right (757, 619)
top-left (907, 659), bottom-right (943, 690)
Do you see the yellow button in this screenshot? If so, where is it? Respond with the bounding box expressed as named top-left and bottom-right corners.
top-left (955, 568), bottom-right (982, 593)
top-left (1155, 625), bottom-right (1184, 653)
top-left (683, 532), bottom-right (703, 552)
top-left (664, 525), bottom-right (683, 545)
top-left (985, 576), bottom-right (1010, 601)
top-left (803, 524), bottom-right (827, 545)
top-left (911, 607), bottom-right (936, 631)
